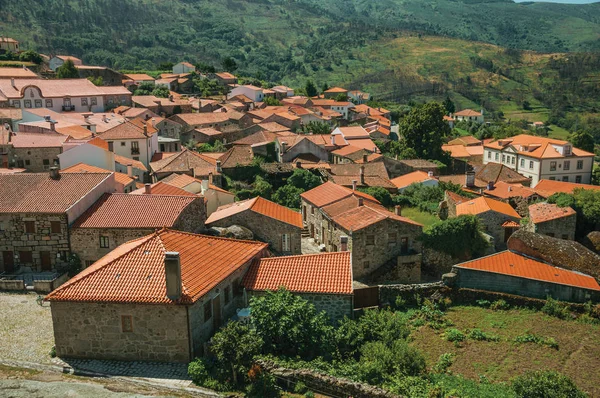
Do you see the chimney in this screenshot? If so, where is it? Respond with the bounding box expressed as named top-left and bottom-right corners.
top-left (358, 197), bottom-right (364, 206)
top-left (487, 181), bottom-right (494, 191)
top-left (296, 161), bottom-right (302, 169)
top-left (208, 171), bottom-right (213, 185)
top-left (201, 179), bottom-right (209, 193)
top-left (102, 115), bottom-right (108, 123)
top-left (395, 205), bottom-right (402, 216)
top-left (340, 236), bottom-right (348, 252)
top-left (49, 167), bottom-right (60, 180)
top-left (363, 154), bottom-right (368, 163)
top-left (330, 135), bottom-right (335, 145)
top-left (281, 142), bottom-right (288, 155)
top-left (164, 252), bottom-right (182, 301)
top-left (216, 160), bottom-right (222, 173)
top-left (352, 179), bottom-right (357, 191)
top-left (127, 164), bottom-right (133, 177)
top-left (359, 165), bottom-right (365, 185)
top-left (143, 123), bottom-right (148, 137)
top-left (10, 78), bottom-right (15, 89)
top-left (508, 185), bottom-right (512, 192)
top-left (466, 171), bottom-right (475, 188)
top-left (428, 171), bottom-right (434, 178)
top-left (50, 120), bottom-right (56, 132)
top-left (144, 183), bottom-right (152, 194)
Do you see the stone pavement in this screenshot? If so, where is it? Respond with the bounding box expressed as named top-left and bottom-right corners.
top-left (51, 357), bottom-right (193, 388)
top-left (302, 237), bottom-right (323, 254)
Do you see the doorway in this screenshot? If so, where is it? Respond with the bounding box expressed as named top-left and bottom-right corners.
top-left (212, 295), bottom-right (222, 331)
top-left (2, 251), bottom-right (14, 273)
top-left (40, 252), bottom-right (52, 271)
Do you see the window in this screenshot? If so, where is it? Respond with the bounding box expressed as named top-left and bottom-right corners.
top-left (311, 206), bottom-right (314, 215)
top-left (204, 301), bottom-right (212, 322)
top-left (24, 100), bottom-right (32, 108)
top-left (99, 235), bottom-right (109, 248)
top-left (224, 285), bottom-right (231, 305)
top-left (50, 221), bottom-right (61, 234)
top-left (91, 97), bottom-right (97, 105)
top-left (366, 235), bottom-right (375, 246)
top-left (133, 156), bottom-right (139, 161)
top-left (12, 100), bottom-right (20, 108)
top-left (576, 175), bottom-right (582, 183)
top-left (363, 261), bottom-right (370, 269)
top-left (502, 155), bottom-right (505, 163)
top-left (549, 177), bottom-right (556, 181)
top-left (562, 234), bottom-right (568, 240)
top-left (495, 153), bottom-right (499, 161)
top-left (24, 221), bottom-right (35, 234)
top-left (43, 159), bottom-right (50, 166)
top-left (520, 159), bottom-right (525, 168)
top-left (281, 234), bottom-right (291, 252)
top-left (388, 232), bottom-right (397, 244)
top-left (108, 142), bottom-right (114, 152)
top-left (0, 221), bottom-right (4, 231)
top-left (401, 237), bottom-right (409, 254)
top-left (45, 99), bottom-right (53, 108)
top-left (562, 176), bottom-right (569, 182)
top-left (34, 99), bottom-right (42, 108)
top-left (487, 151), bottom-right (491, 159)
top-left (121, 315), bottom-right (133, 333)
top-left (19, 251), bottom-right (33, 263)
top-left (81, 98), bottom-right (88, 106)
top-left (25, 160), bottom-right (30, 166)
top-left (564, 160), bottom-right (570, 171)
top-left (511, 156), bottom-right (515, 165)
top-left (529, 161), bottom-right (534, 169)
top-left (120, 141), bottom-right (126, 147)
top-left (85, 260), bottom-right (94, 267)
top-left (564, 146), bottom-right (571, 156)
top-left (577, 160), bottom-right (584, 170)
top-left (550, 161), bottom-right (557, 171)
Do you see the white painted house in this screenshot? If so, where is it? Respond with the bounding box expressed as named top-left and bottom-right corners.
top-left (483, 134), bottom-right (595, 187)
top-left (453, 109), bottom-right (484, 124)
top-left (227, 85), bottom-right (264, 102)
top-left (99, 120), bottom-right (159, 170)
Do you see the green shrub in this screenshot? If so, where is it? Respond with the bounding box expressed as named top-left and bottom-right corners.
top-left (412, 300), bottom-right (453, 330)
top-left (490, 299), bottom-right (510, 311)
top-left (358, 340), bottom-right (426, 384)
top-left (541, 297), bottom-right (571, 320)
top-left (476, 299), bottom-right (491, 307)
top-left (419, 215), bottom-right (489, 259)
top-left (468, 328), bottom-right (500, 342)
top-left (433, 353), bottom-right (455, 374)
top-left (512, 370), bottom-right (586, 398)
top-left (246, 365), bottom-right (280, 398)
top-left (444, 328), bottom-right (466, 342)
top-left (188, 358), bottom-right (234, 392)
top-left (49, 346), bottom-right (56, 358)
top-left (514, 333), bottom-right (559, 349)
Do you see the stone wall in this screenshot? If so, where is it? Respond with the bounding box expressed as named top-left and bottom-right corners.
top-left (301, 293), bottom-right (353, 324)
top-left (529, 214), bottom-right (576, 241)
top-left (13, 147), bottom-right (62, 172)
top-left (301, 199), bottom-right (327, 246)
top-left (51, 301), bottom-right (191, 362)
top-left (172, 197), bottom-right (206, 233)
top-left (207, 209), bottom-right (301, 255)
top-left (0, 213), bottom-right (70, 272)
top-left (379, 282), bottom-right (447, 307)
top-left (478, 210), bottom-right (520, 249)
top-left (70, 228), bottom-right (155, 266)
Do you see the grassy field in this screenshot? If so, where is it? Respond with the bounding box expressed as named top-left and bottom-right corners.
top-left (409, 305), bottom-right (600, 397)
top-left (401, 207), bottom-right (439, 231)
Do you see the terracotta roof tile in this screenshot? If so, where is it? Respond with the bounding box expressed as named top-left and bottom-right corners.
top-left (0, 172), bottom-right (112, 213)
top-left (300, 181), bottom-right (379, 208)
top-left (11, 132), bottom-right (68, 148)
top-left (329, 175), bottom-right (396, 190)
top-left (502, 220), bottom-right (520, 228)
top-left (454, 109), bottom-right (482, 117)
top-left (484, 181), bottom-right (536, 200)
top-left (99, 120), bottom-right (158, 140)
top-left (448, 136), bottom-right (481, 146)
top-left (332, 203), bottom-right (422, 231)
top-left (61, 163), bottom-right (133, 187)
top-left (456, 196), bottom-right (521, 218)
top-left (484, 134), bottom-right (595, 159)
top-left (534, 179), bottom-right (600, 198)
top-left (114, 154), bottom-right (147, 172)
top-left (243, 251), bottom-right (352, 295)
top-left (328, 162), bottom-right (388, 178)
top-left (218, 145), bottom-right (254, 168)
top-left (206, 197), bottom-right (302, 228)
top-left (45, 229), bottom-right (268, 304)
top-left (73, 193), bottom-right (198, 228)
top-left (529, 203), bottom-right (576, 224)
top-left (130, 181), bottom-right (196, 196)
top-left (390, 171), bottom-right (436, 189)
top-left (150, 148), bottom-right (217, 174)
top-left (455, 250), bottom-right (600, 291)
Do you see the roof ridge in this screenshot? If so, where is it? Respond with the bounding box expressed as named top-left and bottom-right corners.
top-left (261, 251), bottom-right (350, 261)
top-left (158, 228), bottom-right (269, 246)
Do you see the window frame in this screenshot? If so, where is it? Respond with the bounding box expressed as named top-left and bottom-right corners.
top-left (563, 160), bottom-right (570, 171)
top-left (24, 221), bottom-right (35, 234)
top-left (366, 234), bottom-right (375, 246)
top-left (550, 161), bottom-right (557, 171)
top-left (576, 160), bottom-right (584, 170)
top-left (50, 221), bottom-right (61, 234)
top-left (204, 301), bottom-right (212, 322)
top-left (99, 235), bottom-right (109, 248)
top-left (121, 315), bottom-right (133, 333)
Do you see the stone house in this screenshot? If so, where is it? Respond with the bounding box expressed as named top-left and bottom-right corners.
top-left (45, 229), bottom-right (268, 362)
top-left (131, 96), bottom-right (193, 117)
top-left (75, 65), bottom-right (125, 86)
top-left (243, 251), bottom-right (353, 323)
top-left (10, 132), bottom-right (67, 172)
top-left (149, 148), bottom-right (222, 185)
top-left (170, 111), bottom-right (252, 145)
top-left (70, 193), bottom-right (205, 266)
top-left (173, 62), bottom-right (196, 74)
top-left (275, 135), bottom-right (329, 163)
top-left (301, 182), bottom-right (423, 278)
top-left (384, 158), bottom-right (440, 179)
top-left (0, 170), bottom-right (115, 273)
top-left (455, 196), bottom-right (521, 248)
top-left (49, 56), bottom-right (83, 71)
top-left (206, 196), bottom-right (303, 255)
top-left (526, 203), bottom-right (577, 241)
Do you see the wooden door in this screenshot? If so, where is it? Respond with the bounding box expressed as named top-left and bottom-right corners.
top-left (2, 251), bottom-right (14, 273)
top-left (212, 295), bottom-right (222, 330)
top-left (40, 251), bottom-right (52, 271)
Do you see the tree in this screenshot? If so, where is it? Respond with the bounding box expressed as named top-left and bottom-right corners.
top-left (419, 215), bottom-right (489, 260)
top-left (399, 102), bottom-right (451, 161)
top-left (210, 321), bottom-right (263, 385)
top-left (157, 62), bottom-right (174, 71)
top-left (263, 96), bottom-right (282, 106)
top-left (570, 130), bottom-right (595, 153)
top-left (152, 84), bottom-right (170, 98)
top-left (221, 57), bottom-right (238, 72)
top-left (56, 59), bottom-right (79, 79)
top-left (287, 168), bottom-right (321, 191)
top-left (196, 61), bottom-right (216, 73)
top-left (443, 96), bottom-right (455, 114)
top-left (272, 184), bottom-right (304, 209)
top-left (335, 93), bottom-right (348, 102)
top-left (512, 370), bottom-right (586, 398)
top-left (253, 175), bottom-right (273, 200)
top-left (87, 76), bottom-right (103, 86)
top-left (321, 83), bottom-right (330, 93)
top-left (301, 121), bottom-right (332, 135)
top-left (548, 189), bottom-right (600, 238)
top-left (359, 187), bottom-right (392, 207)
top-left (19, 50), bottom-right (43, 64)
top-left (305, 80), bottom-right (318, 97)
top-left (250, 289), bottom-right (333, 358)
top-left (592, 164), bottom-right (600, 186)
top-left (133, 82), bottom-right (154, 96)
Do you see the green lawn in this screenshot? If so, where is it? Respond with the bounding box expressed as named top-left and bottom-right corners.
top-left (409, 305), bottom-right (600, 397)
top-left (547, 124), bottom-right (571, 140)
top-left (401, 207), bottom-right (439, 230)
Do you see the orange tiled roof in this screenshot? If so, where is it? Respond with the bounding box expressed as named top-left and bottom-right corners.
top-left (114, 154), bottom-right (147, 172)
top-left (331, 145), bottom-right (365, 157)
top-left (0, 67), bottom-right (38, 79)
top-left (324, 86), bottom-right (348, 93)
top-left (454, 250), bottom-right (600, 291)
top-left (130, 181), bottom-right (196, 196)
top-left (534, 179), bottom-right (600, 198)
top-left (484, 181), bottom-right (536, 200)
top-left (448, 136), bottom-right (481, 146)
top-left (501, 220), bottom-right (520, 228)
top-left (300, 181), bottom-right (379, 208)
top-left (454, 109), bottom-right (482, 117)
top-left (45, 229), bottom-right (268, 304)
top-left (332, 203), bottom-right (422, 231)
top-left (11, 132), bottom-right (68, 148)
top-left (0, 172), bottom-right (112, 213)
top-left (124, 73), bottom-right (155, 81)
top-left (243, 251), bottom-right (353, 295)
top-left (150, 148), bottom-right (217, 174)
top-left (456, 196), bottom-right (521, 218)
top-left (61, 163), bottom-right (133, 187)
top-left (390, 171), bottom-right (436, 189)
top-left (218, 145), bottom-right (254, 168)
top-left (206, 196), bottom-right (302, 228)
top-left (73, 193), bottom-right (198, 228)
top-left (161, 173), bottom-right (203, 189)
top-left (329, 175), bottom-right (397, 190)
top-left (100, 120), bottom-right (158, 140)
top-left (484, 134), bottom-right (595, 159)
top-left (529, 203), bottom-right (576, 224)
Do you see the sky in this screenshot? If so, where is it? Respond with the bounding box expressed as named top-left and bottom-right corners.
top-left (514, 0), bottom-right (599, 3)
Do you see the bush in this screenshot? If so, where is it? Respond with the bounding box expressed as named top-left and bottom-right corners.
top-left (467, 328), bottom-right (499, 342)
top-left (512, 370), bottom-right (586, 398)
top-left (444, 328), bottom-right (466, 343)
top-left (514, 333), bottom-right (559, 349)
top-left (246, 365), bottom-right (280, 398)
top-left (359, 186), bottom-right (393, 207)
top-left (188, 357), bottom-right (234, 392)
top-left (541, 297), bottom-right (571, 320)
top-left (358, 340), bottom-right (426, 384)
top-left (419, 215), bottom-right (489, 260)
top-left (412, 300), bottom-right (453, 330)
top-left (433, 353), bottom-right (455, 374)
top-left (272, 184), bottom-right (304, 209)
top-left (490, 299), bottom-right (510, 311)
top-left (286, 168), bottom-right (321, 191)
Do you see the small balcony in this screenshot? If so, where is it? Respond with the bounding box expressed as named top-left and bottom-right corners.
top-left (62, 105), bottom-right (75, 112)
top-left (131, 148), bottom-right (140, 155)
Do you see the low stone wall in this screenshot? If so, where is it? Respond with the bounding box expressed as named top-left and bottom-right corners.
top-left (256, 359), bottom-right (401, 398)
top-left (33, 273), bottom-right (69, 293)
top-left (0, 279), bottom-right (25, 291)
top-left (379, 282), bottom-right (447, 307)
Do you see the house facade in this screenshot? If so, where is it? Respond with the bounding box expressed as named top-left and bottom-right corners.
top-left (483, 134), bottom-right (594, 187)
top-left (227, 85), bottom-right (264, 102)
top-left (172, 62), bottom-right (196, 74)
top-left (99, 120), bottom-right (159, 170)
top-left (49, 56), bottom-right (83, 72)
top-left (526, 203), bottom-right (577, 241)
